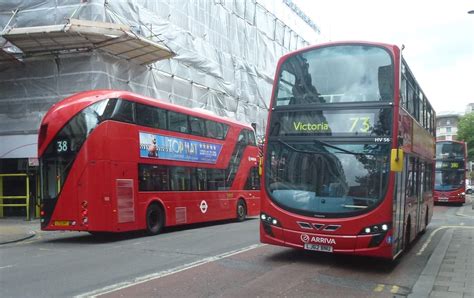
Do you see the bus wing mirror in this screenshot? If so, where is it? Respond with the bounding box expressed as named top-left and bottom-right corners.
top-left (390, 148), bottom-right (404, 172)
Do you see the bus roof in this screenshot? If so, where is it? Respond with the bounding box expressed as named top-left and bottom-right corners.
top-left (39, 89), bottom-right (255, 155)
top-left (43, 89), bottom-right (253, 129)
top-left (278, 40), bottom-right (399, 62)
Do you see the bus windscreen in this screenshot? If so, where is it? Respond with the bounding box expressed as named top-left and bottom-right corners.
top-left (275, 45), bottom-right (393, 106)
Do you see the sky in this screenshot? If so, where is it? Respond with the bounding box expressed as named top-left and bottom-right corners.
top-left (293, 0), bottom-right (474, 114)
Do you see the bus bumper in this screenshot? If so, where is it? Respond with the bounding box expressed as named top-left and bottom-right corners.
top-left (434, 193), bottom-right (465, 204)
top-left (260, 222), bottom-right (394, 259)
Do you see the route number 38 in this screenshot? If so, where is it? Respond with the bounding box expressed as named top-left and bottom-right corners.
top-left (56, 140), bottom-right (68, 153)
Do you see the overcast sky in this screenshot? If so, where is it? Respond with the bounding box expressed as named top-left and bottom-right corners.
top-left (293, 0), bottom-right (474, 114)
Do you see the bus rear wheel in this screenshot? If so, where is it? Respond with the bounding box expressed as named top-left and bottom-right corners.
top-left (236, 199), bottom-right (247, 222)
top-left (146, 203), bottom-right (164, 235)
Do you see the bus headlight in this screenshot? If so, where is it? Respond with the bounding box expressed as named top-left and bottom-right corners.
top-left (360, 223), bottom-right (391, 235)
top-left (360, 223), bottom-right (391, 247)
top-left (260, 212), bottom-right (280, 227)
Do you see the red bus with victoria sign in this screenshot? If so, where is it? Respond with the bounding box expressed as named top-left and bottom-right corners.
top-left (38, 90), bottom-right (260, 235)
top-left (260, 41), bottom-right (435, 259)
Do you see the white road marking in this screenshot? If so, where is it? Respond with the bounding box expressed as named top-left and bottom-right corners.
top-left (0, 265), bottom-right (14, 270)
top-left (76, 243), bottom-right (264, 298)
top-left (417, 225), bottom-right (474, 256)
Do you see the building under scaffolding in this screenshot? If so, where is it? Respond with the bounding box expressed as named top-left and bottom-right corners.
top-left (0, 0), bottom-right (320, 217)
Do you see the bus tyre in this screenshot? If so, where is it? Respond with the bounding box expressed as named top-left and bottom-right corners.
top-left (236, 199), bottom-right (247, 222)
top-left (146, 203), bottom-right (164, 235)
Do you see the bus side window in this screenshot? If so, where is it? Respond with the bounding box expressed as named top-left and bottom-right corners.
top-left (136, 103), bottom-right (154, 128)
top-left (138, 164), bottom-right (169, 191)
top-left (136, 103), bottom-right (167, 129)
top-left (244, 167), bottom-right (260, 190)
top-left (207, 169), bottom-right (225, 190)
top-left (189, 116), bottom-right (205, 136)
top-left (400, 75), bottom-right (407, 109)
top-left (245, 129), bottom-right (256, 146)
top-left (194, 168), bottom-right (208, 191)
top-left (111, 99), bottom-right (135, 123)
top-left (170, 167), bottom-right (191, 191)
top-left (219, 123), bottom-right (229, 140)
top-left (205, 120), bottom-right (219, 139)
top-left (168, 111), bottom-right (189, 134)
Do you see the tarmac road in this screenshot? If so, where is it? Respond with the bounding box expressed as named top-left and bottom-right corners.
top-left (0, 196), bottom-right (472, 297)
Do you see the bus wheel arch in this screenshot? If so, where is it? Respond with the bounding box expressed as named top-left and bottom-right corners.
top-left (236, 198), bottom-right (247, 222)
top-left (145, 201), bottom-right (165, 235)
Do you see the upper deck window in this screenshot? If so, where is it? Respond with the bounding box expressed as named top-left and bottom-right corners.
top-left (275, 45), bottom-right (394, 106)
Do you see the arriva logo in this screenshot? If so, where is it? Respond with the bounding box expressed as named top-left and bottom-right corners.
top-left (300, 233), bottom-right (336, 245)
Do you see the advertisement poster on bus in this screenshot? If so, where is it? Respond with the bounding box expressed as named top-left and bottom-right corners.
top-left (139, 132), bottom-right (222, 164)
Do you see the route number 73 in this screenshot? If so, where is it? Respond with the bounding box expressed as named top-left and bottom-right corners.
top-left (349, 117), bottom-right (371, 132)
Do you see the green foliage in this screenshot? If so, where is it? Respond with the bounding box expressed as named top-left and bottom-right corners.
top-left (457, 112), bottom-right (474, 160)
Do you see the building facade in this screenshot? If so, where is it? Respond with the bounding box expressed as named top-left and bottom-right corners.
top-left (0, 0), bottom-right (321, 217)
top-left (436, 112), bottom-right (461, 141)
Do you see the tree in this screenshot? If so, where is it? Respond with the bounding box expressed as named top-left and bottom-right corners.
top-left (457, 112), bottom-right (474, 161)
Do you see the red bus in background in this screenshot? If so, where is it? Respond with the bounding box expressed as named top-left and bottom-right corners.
top-left (434, 141), bottom-right (467, 205)
top-left (260, 41), bottom-right (435, 259)
top-left (38, 90), bottom-right (260, 235)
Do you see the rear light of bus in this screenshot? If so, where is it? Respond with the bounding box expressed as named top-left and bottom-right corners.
top-left (81, 200), bottom-right (88, 226)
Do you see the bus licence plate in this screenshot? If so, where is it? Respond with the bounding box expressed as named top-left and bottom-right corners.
top-left (304, 243), bottom-right (333, 252)
top-left (439, 197), bottom-right (448, 201)
top-left (54, 220), bottom-right (70, 226)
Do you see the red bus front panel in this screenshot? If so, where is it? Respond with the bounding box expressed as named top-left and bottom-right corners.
top-left (260, 41), bottom-right (435, 259)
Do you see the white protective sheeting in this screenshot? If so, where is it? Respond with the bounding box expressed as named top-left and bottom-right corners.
top-left (0, 0), bottom-right (320, 152)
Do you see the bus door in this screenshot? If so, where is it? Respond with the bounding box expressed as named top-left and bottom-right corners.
top-left (393, 156), bottom-right (408, 255)
top-left (111, 161), bottom-right (137, 228)
top-left (415, 162), bottom-right (425, 233)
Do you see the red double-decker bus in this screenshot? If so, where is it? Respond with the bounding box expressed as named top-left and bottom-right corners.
top-left (434, 141), bottom-right (467, 205)
top-left (260, 41), bottom-right (435, 259)
top-left (38, 90), bottom-right (260, 235)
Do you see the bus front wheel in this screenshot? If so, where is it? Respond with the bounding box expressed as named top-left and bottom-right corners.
top-left (146, 203), bottom-right (164, 235)
top-left (236, 199), bottom-right (247, 222)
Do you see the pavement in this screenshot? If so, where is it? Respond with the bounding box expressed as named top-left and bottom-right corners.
top-left (1, 197), bottom-right (473, 297)
top-left (0, 217), bottom-right (40, 245)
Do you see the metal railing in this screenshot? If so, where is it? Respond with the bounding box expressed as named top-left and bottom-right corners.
top-left (0, 173), bottom-right (30, 220)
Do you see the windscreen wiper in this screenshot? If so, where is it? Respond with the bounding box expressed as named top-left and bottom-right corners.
top-left (313, 139), bottom-right (364, 156)
top-left (277, 139), bottom-right (325, 155)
